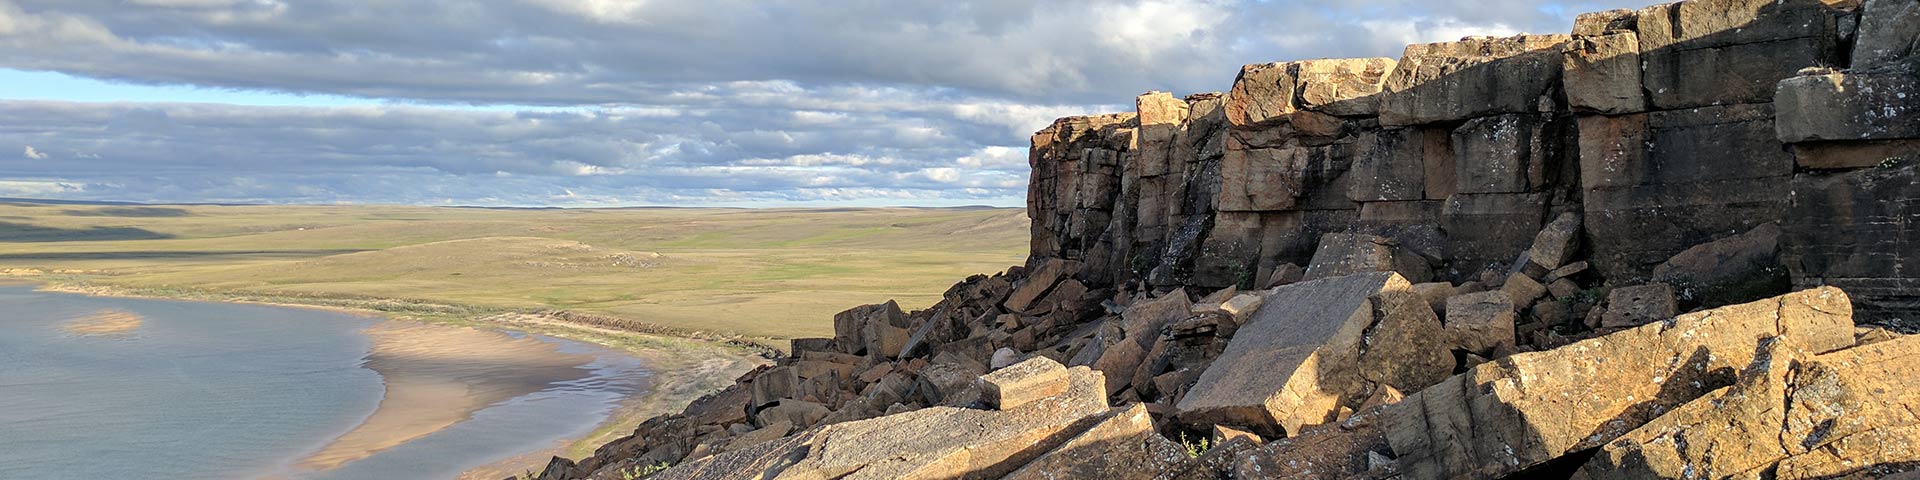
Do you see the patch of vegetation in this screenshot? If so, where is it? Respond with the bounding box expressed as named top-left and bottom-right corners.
top-left (1130, 253), bottom-right (1156, 275)
top-left (1179, 432), bottom-right (1213, 459)
top-left (623, 462), bottom-right (672, 479)
top-left (0, 203), bottom-right (1027, 340)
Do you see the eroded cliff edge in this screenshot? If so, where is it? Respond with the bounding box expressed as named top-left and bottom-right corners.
top-left (545, 0), bottom-right (1920, 478)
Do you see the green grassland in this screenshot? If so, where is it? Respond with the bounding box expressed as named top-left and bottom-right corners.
top-left (0, 201), bottom-right (1030, 342)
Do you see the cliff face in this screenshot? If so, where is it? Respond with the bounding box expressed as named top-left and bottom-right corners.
top-left (1030, 0), bottom-right (1920, 328)
top-left (547, 1), bottom-right (1920, 479)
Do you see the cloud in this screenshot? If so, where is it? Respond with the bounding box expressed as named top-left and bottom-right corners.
top-left (0, 100), bottom-right (1042, 205)
top-left (22, 145), bottom-right (47, 159)
top-left (0, 0), bottom-right (1657, 205)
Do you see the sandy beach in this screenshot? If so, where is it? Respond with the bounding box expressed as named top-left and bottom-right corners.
top-left (63, 309), bottom-right (144, 336)
top-left (297, 321), bottom-right (597, 471)
top-left (23, 281), bottom-right (767, 477)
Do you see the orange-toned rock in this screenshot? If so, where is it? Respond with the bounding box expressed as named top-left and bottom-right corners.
top-left (1001, 404), bottom-right (1192, 480)
top-left (1582, 333), bottom-right (1920, 479)
top-left (651, 367), bottom-right (1108, 480)
top-left (1383, 287), bottom-right (1856, 479)
top-left (980, 356), bottom-right (1070, 410)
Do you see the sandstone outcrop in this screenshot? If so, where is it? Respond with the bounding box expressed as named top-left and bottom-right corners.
top-left (1582, 333), bottom-right (1920, 479)
top-left (546, 0), bottom-right (1920, 478)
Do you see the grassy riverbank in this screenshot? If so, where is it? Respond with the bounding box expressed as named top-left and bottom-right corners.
top-left (0, 200), bottom-right (1029, 475)
top-left (0, 201), bottom-right (1028, 340)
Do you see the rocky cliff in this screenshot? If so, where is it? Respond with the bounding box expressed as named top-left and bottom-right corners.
top-left (542, 0), bottom-right (1920, 478)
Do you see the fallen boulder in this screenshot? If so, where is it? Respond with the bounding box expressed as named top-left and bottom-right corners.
top-left (651, 366), bottom-right (1108, 480)
top-left (1651, 222), bottom-right (1789, 310)
top-left (1444, 291), bottom-right (1518, 355)
top-left (1600, 283), bottom-right (1676, 328)
top-left (1176, 272), bottom-right (1416, 436)
top-left (1382, 287), bottom-right (1856, 479)
top-left (980, 356), bottom-right (1070, 410)
top-left (1303, 233), bottom-right (1433, 283)
top-left (1001, 403), bottom-right (1192, 480)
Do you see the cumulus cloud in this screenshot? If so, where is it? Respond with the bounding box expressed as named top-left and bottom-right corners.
top-left (0, 0), bottom-right (1654, 205)
top-left (22, 145), bottom-right (47, 160)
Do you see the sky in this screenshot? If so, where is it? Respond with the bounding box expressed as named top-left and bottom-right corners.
top-left (0, 0), bottom-right (1650, 207)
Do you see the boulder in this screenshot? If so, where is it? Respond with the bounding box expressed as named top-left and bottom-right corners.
top-left (1175, 272), bottom-right (1411, 436)
top-left (789, 337), bottom-right (833, 355)
top-left (1212, 424), bottom-right (1262, 445)
top-left (651, 367), bottom-right (1108, 480)
top-left (1851, 0), bottom-right (1920, 70)
top-left (1602, 283), bottom-right (1677, 328)
top-left (1582, 334), bottom-right (1920, 479)
top-left (1545, 260), bottom-right (1590, 283)
top-left (1572, 9), bottom-right (1638, 37)
top-left (1445, 291), bottom-right (1518, 355)
top-left (1232, 413), bottom-right (1393, 480)
top-left (1263, 262), bottom-right (1305, 288)
top-left (1001, 404), bottom-right (1193, 480)
top-left (1547, 278), bottom-right (1580, 299)
top-left (1410, 282), bottom-right (1457, 315)
top-left (1378, 35), bottom-right (1570, 126)
top-left (1225, 62), bottom-right (1299, 129)
top-left (1092, 336), bottom-right (1150, 396)
top-left (1356, 290), bottom-right (1454, 394)
top-left (863, 321), bottom-right (912, 359)
top-left (749, 366), bottom-right (799, 410)
top-left (1005, 258), bottom-right (1073, 313)
top-left (1562, 31), bottom-right (1646, 114)
top-left (753, 400), bottom-right (830, 430)
top-left (1527, 212), bottom-right (1582, 270)
top-left (1122, 290), bottom-right (1193, 341)
top-left (1651, 222), bottom-right (1789, 310)
top-left (1500, 273), bottom-right (1547, 307)
top-left (1775, 71), bottom-right (1920, 145)
top-left (1227, 58), bottom-right (1397, 129)
top-left (833, 301), bottom-right (905, 355)
top-left (916, 354), bottom-right (987, 406)
top-left (990, 347), bottom-right (1022, 370)
top-left (1383, 287), bottom-right (1856, 480)
top-left (724, 420), bottom-right (792, 451)
top-left (792, 360), bottom-right (854, 382)
top-left (980, 356), bottom-right (1071, 410)
top-left (1295, 58), bottom-right (1398, 117)
top-left (1303, 232), bottom-right (1433, 283)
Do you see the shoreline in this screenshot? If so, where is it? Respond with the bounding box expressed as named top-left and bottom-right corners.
top-left (17, 279), bottom-right (770, 478)
top-left (296, 320), bottom-right (602, 471)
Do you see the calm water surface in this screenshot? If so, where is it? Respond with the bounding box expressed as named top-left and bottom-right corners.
top-left (0, 286), bottom-right (648, 479)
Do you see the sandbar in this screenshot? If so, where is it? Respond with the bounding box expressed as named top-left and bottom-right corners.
top-left (63, 309), bottom-right (143, 336)
top-left (298, 320), bottom-right (595, 471)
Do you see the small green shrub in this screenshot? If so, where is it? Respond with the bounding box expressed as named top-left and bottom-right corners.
top-left (1130, 253), bottom-right (1156, 275)
top-left (1179, 432), bottom-right (1213, 458)
top-left (623, 462), bottom-right (672, 480)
